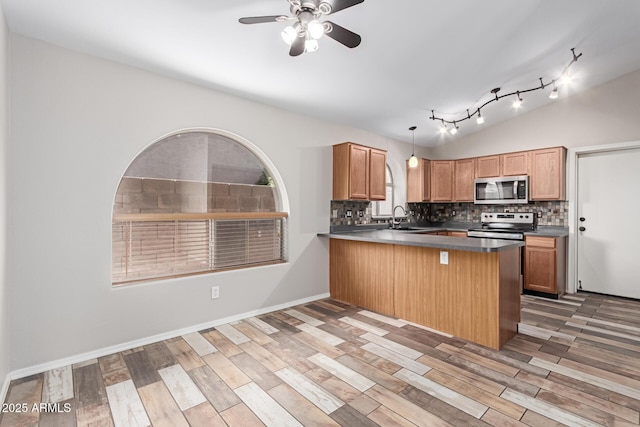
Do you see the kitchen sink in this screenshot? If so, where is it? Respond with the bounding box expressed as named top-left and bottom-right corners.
top-left (388, 227), bottom-right (424, 232)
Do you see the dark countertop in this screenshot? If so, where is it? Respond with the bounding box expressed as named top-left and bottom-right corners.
top-left (328, 222), bottom-right (569, 238)
top-left (319, 229), bottom-right (524, 253)
top-left (526, 226), bottom-right (569, 237)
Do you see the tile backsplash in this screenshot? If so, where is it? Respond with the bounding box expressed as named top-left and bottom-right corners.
top-left (330, 200), bottom-right (395, 227)
top-left (330, 200), bottom-right (568, 227)
top-left (408, 201), bottom-right (568, 226)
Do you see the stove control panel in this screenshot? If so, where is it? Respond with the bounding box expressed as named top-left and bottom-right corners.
top-left (481, 212), bottom-right (535, 225)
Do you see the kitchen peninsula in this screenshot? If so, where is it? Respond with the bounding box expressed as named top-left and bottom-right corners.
top-left (322, 229), bottom-right (524, 350)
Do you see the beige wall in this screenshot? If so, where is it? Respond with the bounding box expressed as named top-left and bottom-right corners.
top-left (7, 34), bottom-right (416, 371)
top-left (426, 69), bottom-right (640, 159)
top-left (0, 4), bottom-right (9, 395)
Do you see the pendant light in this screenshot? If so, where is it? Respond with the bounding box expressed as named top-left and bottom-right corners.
top-left (408, 126), bottom-right (419, 168)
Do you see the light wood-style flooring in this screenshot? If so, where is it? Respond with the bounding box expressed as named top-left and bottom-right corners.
top-left (2, 292), bottom-right (640, 426)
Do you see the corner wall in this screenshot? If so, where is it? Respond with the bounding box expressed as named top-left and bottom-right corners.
top-left (426, 68), bottom-right (640, 159)
top-left (7, 34), bottom-right (414, 371)
top-left (0, 4), bottom-right (10, 397)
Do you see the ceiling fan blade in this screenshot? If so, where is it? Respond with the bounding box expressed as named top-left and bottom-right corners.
top-left (239, 15), bottom-right (287, 24)
top-left (289, 35), bottom-right (305, 56)
top-left (325, 0), bottom-right (364, 14)
top-left (324, 21), bottom-right (361, 48)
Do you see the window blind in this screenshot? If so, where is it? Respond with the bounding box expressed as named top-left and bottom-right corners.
top-left (112, 213), bottom-right (287, 285)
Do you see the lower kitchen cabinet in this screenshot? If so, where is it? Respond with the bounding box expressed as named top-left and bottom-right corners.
top-left (524, 235), bottom-right (566, 298)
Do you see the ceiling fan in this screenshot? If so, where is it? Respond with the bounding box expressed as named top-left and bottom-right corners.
top-left (239, 0), bottom-right (364, 56)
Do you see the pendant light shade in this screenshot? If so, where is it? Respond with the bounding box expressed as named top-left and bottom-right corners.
top-left (408, 126), bottom-right (418, 168)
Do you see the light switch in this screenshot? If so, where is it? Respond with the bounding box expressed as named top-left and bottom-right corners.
top-left (440, 251), bottom-right (449, 265)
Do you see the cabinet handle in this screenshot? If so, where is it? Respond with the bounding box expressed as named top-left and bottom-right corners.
top-left (579, 217), bottom-right (586, 222)
top-left (579, 226), bottom-right (586, 232)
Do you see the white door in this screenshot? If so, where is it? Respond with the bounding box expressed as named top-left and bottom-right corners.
top-left (577, 147), bottom-right (640, 299)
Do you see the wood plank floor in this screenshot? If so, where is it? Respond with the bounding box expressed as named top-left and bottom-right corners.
top-left (3, 292), bottom-right (640, 426)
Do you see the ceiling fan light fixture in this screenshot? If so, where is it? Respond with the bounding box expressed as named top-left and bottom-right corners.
top-left (304, 37), bottom-right (319, 52)
top-left (307, 19), bottom-right (324, 39)
top-left (281, 25), bottom-right (297, 45)
top-left (318, 2), bottom-right (332, 14)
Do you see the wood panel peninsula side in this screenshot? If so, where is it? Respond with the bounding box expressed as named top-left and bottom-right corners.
top-left (328, 232), bottom-right (522, 350)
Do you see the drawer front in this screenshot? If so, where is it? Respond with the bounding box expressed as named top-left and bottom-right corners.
top-left (525, 236), bottom-right (556, 248)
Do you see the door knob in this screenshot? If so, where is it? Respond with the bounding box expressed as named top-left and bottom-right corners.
top-left (579, 217), bottom-right (586, 222)
top-left (579, 226), bottom-right (586, 232)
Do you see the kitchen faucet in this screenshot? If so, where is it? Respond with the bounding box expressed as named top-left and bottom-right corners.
top-left (391, 205), bottom-right (407, 229)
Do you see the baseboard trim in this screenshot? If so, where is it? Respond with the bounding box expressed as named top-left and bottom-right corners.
top-left (10, 292), bottom-right (330, 381)
top-left (1, 371), bottom-right (10, 405)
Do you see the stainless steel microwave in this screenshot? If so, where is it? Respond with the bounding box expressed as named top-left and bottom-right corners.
top-left (474, 176), bottom-right (529, 204)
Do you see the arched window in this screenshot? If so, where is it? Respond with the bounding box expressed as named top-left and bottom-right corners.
top-left (112, 130), bottom-right (288, 285)
top-left (371, 164), bottom-right (394, 217)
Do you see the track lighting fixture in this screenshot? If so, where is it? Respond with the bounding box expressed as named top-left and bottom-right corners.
top-left (512, 91), bottom-right (523, 109)
top-left (429, 48), bottom-right (582, 133)
top-left (408, 126), bottom-right (419, 168)
top-left (438, 120), bottom-right (448, 134)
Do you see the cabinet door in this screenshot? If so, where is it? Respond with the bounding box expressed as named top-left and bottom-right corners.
top-left (530, 147), bottom-right (566, 200)
top-left (524, 247), bottom-right (557, 293)
top-left (431, 161), bottom-right (454, 201)
top-left (454, 158), bottom-right (476, 202)
top-left (421, 159), bottom-right (431, 201)
top-left (348, 144), bottom-right (369, 199)
top-left (502, 151), bottom-right (529, 176)
top-left (476, 155), bottom-right (501, 178)
top-left (369, 148), bottom-right (387, 200)
top-left (406, 158), bottom-right (430, 202)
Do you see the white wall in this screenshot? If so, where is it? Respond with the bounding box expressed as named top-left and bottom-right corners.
top-left (7, 34), bottom-right (415, 371)
top-left (0, 4), bottom-right (10, 395)
top-left (426, 68), bottom-right (640, 159)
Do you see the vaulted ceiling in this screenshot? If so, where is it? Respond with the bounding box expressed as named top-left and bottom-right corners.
top-left (3, 0), bottom-right (640, 146)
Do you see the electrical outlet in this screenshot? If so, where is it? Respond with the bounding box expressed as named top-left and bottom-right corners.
top-left (345, 209), bottom-right (352, 218)
top-left (452, 210), bottom-right (456, 216)
top-left (211, 286), bottom-right (220, 299)
top-left (358, 210), bottom-right (363, 218)
top-left (440, 251), bottom-right (449, 265)
top-left (537, 211), bottom-right (542, 218)
top-left (332, 209), bottom-right (338, 218)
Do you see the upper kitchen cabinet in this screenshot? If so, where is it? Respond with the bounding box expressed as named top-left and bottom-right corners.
top-left (530, 147), bottom-right (566, 200)
top-left (368, 148), bottom-right (387, 200)
top-left (501, 151), bottom-right (529, 176)
top-left (431, 160), bottom-right (455, 202)
top-left (333, 142), bottom-right (387, 201)
top-left (476, 155), bottom-right (501, 178)
top-left (454, 158), bottom-right (476, 202)
top-left (406, 158), bottom-right (431, 202)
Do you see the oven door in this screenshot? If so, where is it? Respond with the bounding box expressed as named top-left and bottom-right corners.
top-left (474, 176), bottom-right (529, 204)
